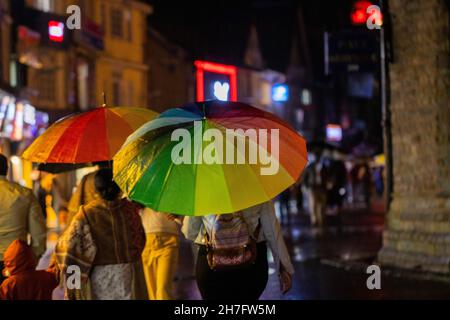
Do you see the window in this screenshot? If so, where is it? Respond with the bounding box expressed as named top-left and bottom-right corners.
top-left (36, 70), bottom-right (56, 102)
top-left (125, 10), bottom-right (132, 42)
top-left (0, 31), bottom-right (3, 81)
top-left (33, 0), bottom-right (54, 12)
top-left (112, 81), bottom-right (120, 105)
top-left (77, 60), bottom-right (89, 110)
top-left (100, 3), bottom-right (106, 33)
top-left (9, 61), bottom-right (17, 87)
top-left (128, 81), bottom-right (134, 106)
top-left (110, 8), bottom-right (123, 38)
top-left (112, 72), bottom-right (122, 106)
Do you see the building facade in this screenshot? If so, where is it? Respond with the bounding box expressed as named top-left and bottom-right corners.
top-left (147, 27), bottom-right (194, 113)
top-left (1, 0), bottom-right (151, 187)
top-left (0, 0), bottom-right (12, 87)
top-left (22, 0), bottom-right (152, 111)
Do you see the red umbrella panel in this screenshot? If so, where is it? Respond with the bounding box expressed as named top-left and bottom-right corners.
top-left (22, 106), bottom-right (158, 164)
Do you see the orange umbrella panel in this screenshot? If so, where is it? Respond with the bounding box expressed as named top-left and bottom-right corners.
top-left (22, 107), bottom-right (158, 164)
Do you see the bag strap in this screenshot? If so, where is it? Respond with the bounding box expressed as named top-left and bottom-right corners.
top-left (237, 212), bottom-right (261, 241)
top-left (203, 213), bottom-right (262, 246)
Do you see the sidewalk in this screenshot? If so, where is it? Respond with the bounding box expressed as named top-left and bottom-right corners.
top-left (174, 208), bottom-right (450, 299)
top-left (39, 208), bottom-right (450, 300)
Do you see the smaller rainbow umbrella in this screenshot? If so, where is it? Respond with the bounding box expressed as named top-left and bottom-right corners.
top-left (22, 106), bottom-right (158, 168)
top-left (113, 100), bottom-right (308, 216)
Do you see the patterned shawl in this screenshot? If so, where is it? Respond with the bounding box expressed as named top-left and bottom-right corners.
top-left (55, 198), bottom-right (146, 299)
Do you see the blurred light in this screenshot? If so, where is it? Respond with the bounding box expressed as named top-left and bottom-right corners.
top-left (23, 104), bottom-right (36, 125)
top-left (293, 246), bottom-right (304, 262)
top-left (9, 61), bottom-right (17, 87)
top-left (10, 156), bottom-right (20, 165)
top-left (351, 9), bottom-right (367, 25)
top-left (272, 84), bottom-right (289, 102)
top-left (194, 60), bottom-right (237, 102)
top-left (351, 0), bottom-right (372, 25)
top-left (374, 154), bottom-right (385, 166)
top-left (301, 88), bottom-right (312, 105)
top-left (48, 21), bottom-right (64, 42)
top-left (326, 124), bottom-right (342, 142)
top-left (213, 81), bottom-right (230, 101)
top-left (296, 109), bottom-right (304, 124)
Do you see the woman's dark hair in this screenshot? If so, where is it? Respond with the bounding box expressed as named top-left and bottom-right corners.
top-left (0, 154), bottom-right (8, 176)
top-left (94, 168), bottom-right (121, 201)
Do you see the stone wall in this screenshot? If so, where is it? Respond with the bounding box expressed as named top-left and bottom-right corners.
top-left (377, 0), bottom-right (450, 273)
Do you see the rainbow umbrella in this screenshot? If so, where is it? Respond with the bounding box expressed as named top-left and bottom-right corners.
top-left (22, 106), bottom-right (158, 167)
top-left (113, 101), bottom-right (307, 216)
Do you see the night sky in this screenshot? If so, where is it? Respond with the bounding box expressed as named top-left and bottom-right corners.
top-left (145, 0), bottom-right (299, 72)
top-left (144, 0), bottom-right (354, 73)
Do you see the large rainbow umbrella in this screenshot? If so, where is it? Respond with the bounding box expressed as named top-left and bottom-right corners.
top-left (22, 106), bottom-right (158, 167)
top-left (113, 101), bottom-right (307, 216)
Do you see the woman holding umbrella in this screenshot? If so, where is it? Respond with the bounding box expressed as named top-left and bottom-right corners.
top-left (183, 201), bottom-right (294, 300)
top-left (113, 100), bottom-right (308, 300)
top-left (54, 169), bottom-right (147, 300)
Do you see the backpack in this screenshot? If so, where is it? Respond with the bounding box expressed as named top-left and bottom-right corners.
top-left (204, 212), bottom-right (261, 271)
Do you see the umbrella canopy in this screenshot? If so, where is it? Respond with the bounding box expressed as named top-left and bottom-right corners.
top-left (22, 106), bottom-right (157, 165)
top-left (113, 100), bottom-right (308, 216)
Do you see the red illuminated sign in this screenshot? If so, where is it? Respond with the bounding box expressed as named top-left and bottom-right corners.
top-left (48, 21), bottom-right (64, 42)
top-left (351, 1), bottom-right (372, 25)
top-left (194, 60), bottom-right (237, 102)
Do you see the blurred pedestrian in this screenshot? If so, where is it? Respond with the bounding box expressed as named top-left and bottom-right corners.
top-left (294, 179), bottom-right (304, 215)
top-left (278, 188), bottom-right (291, 225)
top-left (0, 154), bottom-right (46, 284)
top-left (183, 201), bottom-right (294, 300)
top-left (37, 173), bottom-right (66, 228)
top-left (0, 240), bottom-right (58, 300)
top-left (55, 169), bottom-right (147, 300)
top-left (373, 166), bottom-right (384, 197)
top-left (66, 171), bottom-right (100, 227)
top-left (327, 150), bottom-right (347, 214)
top-left (302, 151), bottom-right (327, 227)
top-left (141, 208), bottom-right (182, 300)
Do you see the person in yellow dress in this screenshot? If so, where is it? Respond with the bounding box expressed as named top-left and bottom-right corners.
top-left (140, 208), bottom-right (182, 300)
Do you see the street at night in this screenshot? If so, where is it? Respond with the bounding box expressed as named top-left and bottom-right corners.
top-left (173, 207), bottom-right (450, 300)
top-left (0, 0), bottom-right (449, 313)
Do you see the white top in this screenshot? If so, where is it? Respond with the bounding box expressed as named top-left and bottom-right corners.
top-left (140, 207), bottom-right (181, 235)
top-left (182, 201), bottom-right (295, 275)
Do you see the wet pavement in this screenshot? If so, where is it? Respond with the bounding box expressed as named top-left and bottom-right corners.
top-left (173, 206), bottom-right (450, 300)
top-left (40, 202), bottom-right (450, 300)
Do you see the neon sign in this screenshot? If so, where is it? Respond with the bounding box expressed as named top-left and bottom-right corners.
top-left (48, 21), bottom-right (64, 42)
top-left (213, 81), bottom-right (230, 101)
top-left (194, 60), bottom-right (237, 102)
top-left (272, 84), bottom-right (289, 102)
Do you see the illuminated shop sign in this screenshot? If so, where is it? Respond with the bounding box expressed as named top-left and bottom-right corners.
top-left (0, 91), bottom-right (48, 141)
top-left (194, 60), bottom-right (237, 102)
top-left (48, 20), bottom-right (65, 42)
top-left (272, 84), bottom-right (289, 102)
top-left (326, 124), bottom-right (342, 142)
